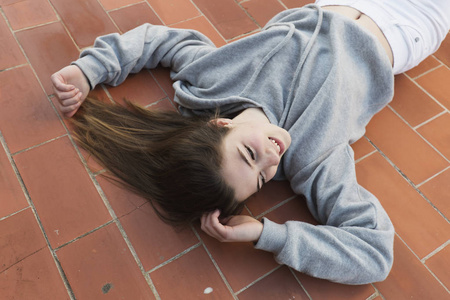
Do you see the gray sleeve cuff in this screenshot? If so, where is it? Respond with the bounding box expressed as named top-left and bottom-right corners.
top-left (72, 55), bottom-right (109, 90)
top-left (254, 217), bottom-right (288, 254)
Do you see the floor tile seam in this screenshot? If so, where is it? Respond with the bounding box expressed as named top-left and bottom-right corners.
top-left (287, 267), bottom-right (313, 300)
top-left (11, 19), bottom-right (60, 33)
top-left (404, 70), bottom-right (449, 113)
top-left (421, 240), bottom-right (450, 263)
top-left (412, 110), bottom-right (448, 131)
top-left (187, 0), bottom-right (261, 42)
top-left (370, 284), bottom-right (386, 300)
top-left (394, 231), bottom-right (450, 293)
top-left (146, 242), bottom-right (202, 274)
top-left (276, 0), bottom-right (289, 10)
top-left (408, 58), bottom-right (443, 80)
top-left (253, 194), bottom-right (297, 220)
top-left (233, 264), bottom-right (283, 296)
top-left (142, 0), bottom-right (167, 26)
top-left (191, 224), bottom-right (238, 299)
top-left (0, 131), bottom-right (76, 300)
top-left (93, 0), bottom-right (122, 34)
top-left (366, 290), bottom-right (381, 300)
top-left (45, 1), bottom-right (84, 53)
top-left (145, 96), bottom-right (175, 110)
top-left (113, 219), bottom-right (161, 299)
top-left (234, 0), bottom-right (264, 29)
top-left (147, 69), bottom-right (172, 101)
top-left (11, 133), bottom-right (68, 156)
top-left (416, 165), bottom-right (450, 188)
top-left (0, 206), bottom-right (31, 222)
top-left (386, 105), bottom-right (450, 166)
top-left (104, 0), bottom-right (148, 13)
top-left (364, 135), bottom-right (450, 223)
top-left (0, 63), bottom-right (28, 73)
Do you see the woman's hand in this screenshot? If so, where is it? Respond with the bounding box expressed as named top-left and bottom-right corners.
top-left (201, 209), bottom-right (263, 243)
top-left (51, 65), bottom-right (90, 118)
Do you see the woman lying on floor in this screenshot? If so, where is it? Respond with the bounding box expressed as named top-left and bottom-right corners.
top-left (51, 0), bottom-right (449, 284)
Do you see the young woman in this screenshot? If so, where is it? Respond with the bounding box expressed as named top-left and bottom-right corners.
top-left (51, 0), bottom-right (449, 285)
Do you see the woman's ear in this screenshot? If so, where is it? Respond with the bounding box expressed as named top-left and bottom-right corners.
top-left (212, 118), bottom-right (233, 127)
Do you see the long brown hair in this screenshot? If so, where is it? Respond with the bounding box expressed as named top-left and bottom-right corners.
top-left (71, 98), bottom-right (244, 225)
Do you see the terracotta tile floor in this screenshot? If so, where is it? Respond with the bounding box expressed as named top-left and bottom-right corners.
top-left (0, 0), bottom-right (449, 299)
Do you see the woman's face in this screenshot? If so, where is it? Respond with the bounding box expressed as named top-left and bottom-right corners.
top-left (219, 116), bottom-right (291, 202)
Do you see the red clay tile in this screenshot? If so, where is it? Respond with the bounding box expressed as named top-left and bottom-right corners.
top-left (171, 16), bottom-right (226, 47)
top-left (374, 236), bottom-right (449, 299)
top-left (241, 0), bottom-right (285, 27)
top-left (14, 137), bottom-right (111, 248)
top-left (106, 70), bottom-right (167, 107)
top-left (109, 2), bottom-right (163, 33)
top-left (120, 203), bottom-right (198, 271)
top-left (2, 0), bottom-right (57, 30)
top-left (146, 0), bottom-right (200, 25)
top-left (97, 175), bottom-right (147, 218)
top-left (150, 66), bottom-right (175, 101)
top-left (56, 223), bottom-right (155, 299)
top-left (405, 56), bottom-right (441, 78)
top-left (281, 0), bottom-right (314, 9)
top-left (417, 113), bottom-right (450, 160)
top-left (98, 0), bottom-right (142, 11)
top-left (295, 272), bottom-right (375, 299)
top-left (0, 248), bottom-right (70, 299)
top-left (245, 180), bottom-right (295, 217)
top-left (419, 168), bottom-right (450, 218)
top-left (196, 221), bottom-right (278, 291)
top-left (389, 74), bottom-right (444, 127)
top-left (415, 66), bottom-right (450, 110)
top-left (0, 66), bottom-right (66, 153)
top-left (0, 208), bottom-right (46, 273)
top-left (50, 0), bottom-right (118, 48)
top-left (434, 34), bottom-right (450, 66)
top-left (238, 266), bottom-right (308, 299)
top-left (0, 13), bottom-right (27, 70)
top-left (351, 136), bottom-right (375, 161)
top-left (193, 0), bottom-right (258, 40)
top-left (365, 107), bottom-right (448, 185)
top-left (150, 246), bottom-right (233, 298)
top-left (0, 145), bottom-right (28, 219)
top-left (15, 22), bottom-right (80, 95)
top-left (356, 153), bottom-right (449, 259)
top-left (425, 244), bottom-right (450, 289)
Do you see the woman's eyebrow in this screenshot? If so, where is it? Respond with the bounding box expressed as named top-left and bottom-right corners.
top-left (237, 147), bottom-right (260, 191)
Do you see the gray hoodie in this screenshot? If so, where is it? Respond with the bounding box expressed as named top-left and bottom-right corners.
top-left (74, 4), bottom-right (395, 284)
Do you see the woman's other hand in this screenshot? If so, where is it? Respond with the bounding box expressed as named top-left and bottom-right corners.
top-left (201, 209), bottom-right (263, 243)
top-left (51, 65), bottom-right (90, 118)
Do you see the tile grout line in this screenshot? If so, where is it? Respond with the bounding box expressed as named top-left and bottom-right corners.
top-left (287, 267), bottom-right (312, 300)
top-left (395, 233), bottom-right (450, 294)
top-left (408, 59), bottom-right (443, 80)
top-left (191, 225), bottom-right (239, 299)
top-left (146, 242), bottom-right (202, 273)
top-left (421, 240), bottom-right (450, 263)
top-left (254, 195), bottom-right (297, 220)
top-left (233, 0), bottom-right (264, 28)
top-left (364, 136), bottom-right (449, 223)
top-left (0, 206), bottom-right (30, 223)
top-left (404, 69), bottom-right (449, 113)
top-left (105, 1), bottom-right (148, 13)
top-left (0, 131), bottom-right (77, 300)
top-left (416, 165), bottom-right (450, 188)
top-left (386, 105), bottom-right (450, 165)
top-left (412, 110), bottom-right (447, 130)
top-left (234, 265), bottom-right (283, 296)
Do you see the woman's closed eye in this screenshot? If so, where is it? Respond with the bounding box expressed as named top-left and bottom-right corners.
top-left (245, 146), bottom-right (255, 160)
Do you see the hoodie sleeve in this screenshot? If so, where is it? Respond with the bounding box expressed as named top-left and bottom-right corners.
top-left (255, 143), bottom-right (395, 284)
top-left (72, 24), bottom-right (216, 89)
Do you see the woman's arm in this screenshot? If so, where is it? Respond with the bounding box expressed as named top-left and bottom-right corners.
top-left (255, 144), bottom-right (395, 284)
top-left (51, 24), bottom-right (216, 116)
